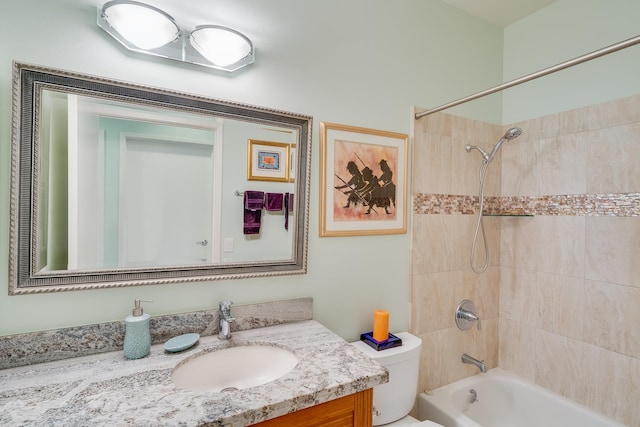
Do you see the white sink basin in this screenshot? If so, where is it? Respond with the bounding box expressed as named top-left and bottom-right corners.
top-left (172, 345), bottom-right (298, 392)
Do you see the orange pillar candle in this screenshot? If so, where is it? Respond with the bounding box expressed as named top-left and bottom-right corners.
top-left (373, 310), bottom-right (389, 342)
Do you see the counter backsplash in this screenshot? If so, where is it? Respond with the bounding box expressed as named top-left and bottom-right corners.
top-left (0, 297), bottom-right (313, 369)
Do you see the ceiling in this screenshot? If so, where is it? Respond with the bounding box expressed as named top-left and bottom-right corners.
top-left (441, 0), bottom-right (557, 27)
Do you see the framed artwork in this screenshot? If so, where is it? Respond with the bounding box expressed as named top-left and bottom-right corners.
top-left (320, 122), bottom-right (408, 237)
top-left (247, 140), bottom-right (290, 182)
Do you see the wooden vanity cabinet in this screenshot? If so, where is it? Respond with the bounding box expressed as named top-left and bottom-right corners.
top-left (250, 388), bottom-right (373, 427)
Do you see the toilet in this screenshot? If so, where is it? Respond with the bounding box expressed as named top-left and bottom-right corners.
top-left (351, 332), bottom-right (443, 427)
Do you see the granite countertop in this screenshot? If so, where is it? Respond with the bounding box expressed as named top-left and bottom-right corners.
top-left (0, 320), bottom-right (388, 426)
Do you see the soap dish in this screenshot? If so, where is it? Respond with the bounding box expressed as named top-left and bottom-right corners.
top-left (164, 333), bottom-right (200, 353)
top-left (360, 332), bottom-right (403, 351)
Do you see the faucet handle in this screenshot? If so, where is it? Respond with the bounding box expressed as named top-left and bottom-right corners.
top-left (219, 300), bottom-right (235, 321)
top-left (460, 308), bottom-right (482, 330)
top-left (455, 300), bottom-right (481, 331)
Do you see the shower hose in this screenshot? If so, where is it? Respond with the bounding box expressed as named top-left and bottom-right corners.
top-left (470, 160), bottom-right (490, 274)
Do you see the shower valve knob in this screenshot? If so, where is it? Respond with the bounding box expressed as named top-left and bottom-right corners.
top-left (455, 300), bottom-right (481, 331)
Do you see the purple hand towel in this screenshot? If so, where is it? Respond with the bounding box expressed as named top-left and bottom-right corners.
top-left (244, 190), bottom-right (264, 210)
top-left (287, 193), bottom-right (294, 212)
top-left (284, 193), bottom-right (292, 230)
top-left (244, 210), bottom-right (262, 235)
top-left (265, 193), bottom-right (284, 212)
top-left (243, 191), bottom-right (264, 235)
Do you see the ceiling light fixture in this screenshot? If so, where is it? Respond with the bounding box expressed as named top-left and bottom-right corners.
top-left (97, 0), bottom-right (255, 72)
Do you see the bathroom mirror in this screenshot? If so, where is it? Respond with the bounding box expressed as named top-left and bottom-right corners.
top-left (9, 62), bottom-right (311, 294)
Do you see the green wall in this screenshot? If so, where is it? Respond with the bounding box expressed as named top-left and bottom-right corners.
top-left (502, 0), bottom-right (640, 123)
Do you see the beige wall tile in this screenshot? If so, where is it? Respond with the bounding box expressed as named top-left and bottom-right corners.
top-left (411, 271), bottom-right (475, 334)
top-left (500, 132), bottom-right (539, 196)
top-left (499, 217), bottom-right (537, 269)
top-left (586, 94), bottom-right (640, 130)
top-left (473, 317), bottom-right (499, 370)
top-left (587, 123), bottom-right (640, 194)
top-left (521, 111), bottom-right (562, 141)
top-left (412, 132), bottom-right (453, 194)
top-left (583, 344), bottom-right (640, 426)
top-left (500, 267), bottom-right (539, 326)
top-left (474, 216), bottom-right (502, 269)
top-left (498, 318), bottom-right (536, 382)
top-left (411, 214), bottom-right (448, 275)
top-left (584, 280), bottom-right (640, 358)
top-left (585, 217), bottom-right (640, 288)
top-left (501, 217), bottom-right (585, 277)
top-left (538, 134), bottom-right (587, 195)
top-left (559, 105), bottom-right (595, 135)
top-left (475, 267), bottom-right (500, 319)
top-left (535, 330), bottom-right (587, 404)
top-left (419, 327), bottom-right (484, 391)
top-left (537, 216), bottom-right (586, 277)
top-left (410, 214), bottom-right (435, 276)
top-left (537, 275), bottom-right (584, 341)
top-left (421, 112), bottom-right (454, 138)
top-left (411, 214), bottom-right (478, 274)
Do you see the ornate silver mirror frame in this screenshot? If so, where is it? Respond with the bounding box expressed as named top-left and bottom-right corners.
top-left (9, 62), bottom-right (311, 294)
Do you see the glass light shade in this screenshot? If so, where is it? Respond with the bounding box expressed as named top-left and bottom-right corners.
top-left (102, 1), bottom-right (179, 50)
top-left (190, 26), bottom-right (253, 67)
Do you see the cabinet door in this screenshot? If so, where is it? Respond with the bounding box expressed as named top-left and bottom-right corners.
top-left (251, 389), bottom-right (373, 427)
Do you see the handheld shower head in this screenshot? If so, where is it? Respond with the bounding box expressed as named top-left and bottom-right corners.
top-left (503, 127), bottom-right (523, 140)
top-left (465, 127), bottom-right (523, 163)
top-left (486, 127), bottom-right (522, 163)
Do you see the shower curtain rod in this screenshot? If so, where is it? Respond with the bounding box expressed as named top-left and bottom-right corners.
top-left (415, 34), bottom-right (640, 119)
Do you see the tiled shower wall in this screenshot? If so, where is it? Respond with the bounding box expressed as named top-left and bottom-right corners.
top-left (410, 94), bottom-right (640, 426)
top-left (410, 114), bottom-right (503, 390)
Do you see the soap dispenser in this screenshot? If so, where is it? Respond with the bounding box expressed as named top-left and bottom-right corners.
top-left (123, 299), bottom-right (152, 360)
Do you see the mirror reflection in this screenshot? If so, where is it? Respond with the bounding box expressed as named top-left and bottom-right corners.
top-left (10, 63), bottom-right (311, 293)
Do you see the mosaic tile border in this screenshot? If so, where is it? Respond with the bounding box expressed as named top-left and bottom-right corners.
top-left (413, 193), bottom-right (640, 217)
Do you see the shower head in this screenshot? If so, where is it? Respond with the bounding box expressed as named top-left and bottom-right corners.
top-left (503, 127), bottom-right (523, 140)
top-left (486, 127), bottom-right (522, 162)
top-left (466, 127), bottom-right (523, 163)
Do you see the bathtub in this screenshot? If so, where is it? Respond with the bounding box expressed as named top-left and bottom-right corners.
top-left (417, 368), bottom-right (625, 427)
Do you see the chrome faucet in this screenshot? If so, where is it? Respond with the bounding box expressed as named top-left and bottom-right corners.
top-left (461, 353), bottom-right (487, 373)
top-left (218, 300), bottom-right (236, 340)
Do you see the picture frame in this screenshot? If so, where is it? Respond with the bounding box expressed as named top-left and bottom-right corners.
top-left (247, 140), bottom-right (290, 182)
top-left (320, 122), bottom-right (408, 237)
top-left (289, 144), bottom-right (296, 182)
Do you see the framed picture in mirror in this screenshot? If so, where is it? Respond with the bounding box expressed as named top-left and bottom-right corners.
top-left (247, 140), bottom-right (290, 182)
top-left (289, 144), bottom-right (297, 183)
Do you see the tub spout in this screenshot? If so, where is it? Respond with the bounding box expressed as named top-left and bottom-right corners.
top-left (461, 353), bottom-right (486, 373)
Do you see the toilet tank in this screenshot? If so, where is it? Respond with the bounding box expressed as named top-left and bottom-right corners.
top-left (351, 332), bottom-right (422, 426)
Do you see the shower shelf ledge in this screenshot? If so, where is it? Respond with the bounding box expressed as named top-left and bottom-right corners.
top-left (483, 213), bottom-right (534, 217)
